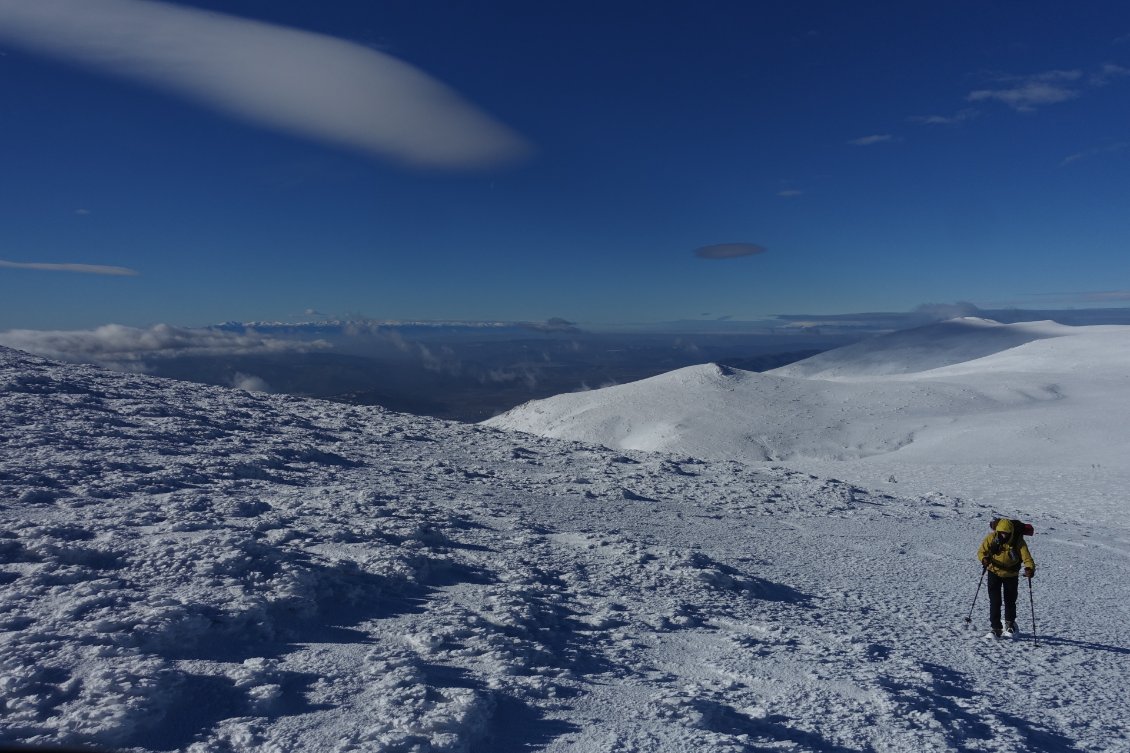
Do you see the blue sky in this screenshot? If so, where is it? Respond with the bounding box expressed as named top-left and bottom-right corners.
top-left (1, 0), bottom-right (1129, 331)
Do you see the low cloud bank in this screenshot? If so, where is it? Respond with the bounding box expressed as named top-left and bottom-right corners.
top-left (0, 0), bottom-right (529, 168)
top-left (0, 323), bottom-right (326, 368)
top-left (775, 303), bottom-right (987, 333)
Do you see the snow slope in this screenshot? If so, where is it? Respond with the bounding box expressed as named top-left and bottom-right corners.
top-left (486, 319), bottom-right (1130, 523)
top-left (768, 317), bottom-right (1074, 379)
top-left (3, 344), bottom-right (1130, 752)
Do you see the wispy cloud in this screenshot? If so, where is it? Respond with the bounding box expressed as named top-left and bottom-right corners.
top-left (0, 259), bottom-right (139, 276)
top-left (693, 243), bottom-right (767, 260)
top-left (962, 68), bottom-right (1093, 111)
top-left (0, 0), bottom-right (530, 168)
top-left (777, 189), bottom-right (803, 198)
top-left (231, 372), bottom-right (271, 392)
top-left (908, 108), bottom-right (978, 126)
top-left (1060, 141), bottom-right (1128, 167)
top-left (0, 323), bottom-right (327, 366)
top-left (1091, 62), bottom-right (1130, 86)
top-left (848, 134), bottom-right (894, 147)
top-left (483, 366), bottom-right (537, 389)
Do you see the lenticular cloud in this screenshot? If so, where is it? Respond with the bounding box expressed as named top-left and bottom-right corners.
top-left (0, 0), bottom-right (530, 168)
top-left (0, 259), bottom-right (139, 276)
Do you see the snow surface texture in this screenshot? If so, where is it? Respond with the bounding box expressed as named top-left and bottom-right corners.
top-left (487, 318), bottom-right (1130, 526)
top-left (2, 338), bottom-right (1129, 751)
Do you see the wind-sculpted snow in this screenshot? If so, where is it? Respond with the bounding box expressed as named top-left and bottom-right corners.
top-left (2, 344), bottom-right (1129, 752)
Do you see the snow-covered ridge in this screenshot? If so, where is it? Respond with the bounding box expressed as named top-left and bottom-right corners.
top-left (3, 345), bottom-right (1128, 751)
top-left (486, 319), bottom-right (1130, 467)
top-left (485, 318), bottom-right (1130, 526)
top-left (767, 317), bottom-right (1076, 379)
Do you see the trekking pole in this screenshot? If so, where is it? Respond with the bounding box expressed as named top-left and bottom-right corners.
top-left (1027, 576), bottom-right (1038, 647)
top-left (964, 565), bottom-right (988, 624)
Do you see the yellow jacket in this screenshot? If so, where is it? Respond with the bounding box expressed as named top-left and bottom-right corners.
top-left (977, 519), bottom-right (1035, 578)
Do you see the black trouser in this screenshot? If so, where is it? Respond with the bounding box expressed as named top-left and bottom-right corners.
top-left (987, 572), bottom-right (1019, 631)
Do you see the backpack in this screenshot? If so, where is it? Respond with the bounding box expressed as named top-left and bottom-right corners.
top-left (988, 517), bottom-right (1033, 558)
top-left (989, 518), bottom-right (1034, 537)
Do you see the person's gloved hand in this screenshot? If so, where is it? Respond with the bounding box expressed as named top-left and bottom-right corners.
top-left (1023, 567), bottom-right (1034, 579)
top-left (981, 556), bottom-right (991, 567)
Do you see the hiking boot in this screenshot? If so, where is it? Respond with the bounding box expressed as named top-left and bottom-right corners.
top-left (1006, 620), bottom-right (1018, 634)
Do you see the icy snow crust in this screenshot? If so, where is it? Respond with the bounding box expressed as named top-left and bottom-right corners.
top-left (487, 318), bottom-right (1130, 524)
top-left (2, 339), bottom-right (1129, 751)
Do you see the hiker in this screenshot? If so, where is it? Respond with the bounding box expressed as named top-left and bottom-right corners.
top-left (977, 519), bottom-right (1036, 637)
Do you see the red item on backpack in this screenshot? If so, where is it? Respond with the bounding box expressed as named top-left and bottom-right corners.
top-left (990, 517), bottom-right (1034, 536)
